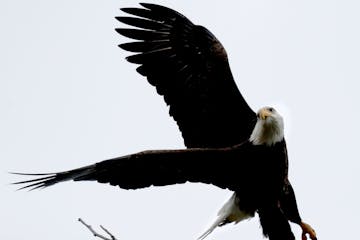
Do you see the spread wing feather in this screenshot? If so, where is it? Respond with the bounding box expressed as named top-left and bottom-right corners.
top-left (13, 146), bottom-right (259, 191)
top-left (116, 3), bottom-right (256, 148)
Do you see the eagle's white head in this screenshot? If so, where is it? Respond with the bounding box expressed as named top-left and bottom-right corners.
top-left (250, 106), bottom-right (284, 146)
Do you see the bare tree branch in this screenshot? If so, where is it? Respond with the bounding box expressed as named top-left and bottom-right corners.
top-left (78, 218), bottom-right (119, 240)
top-left (100, 225), bottom-right (118, 240)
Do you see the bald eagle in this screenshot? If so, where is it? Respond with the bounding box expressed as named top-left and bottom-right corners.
top-left (13, 3), bottom-right (317, 240)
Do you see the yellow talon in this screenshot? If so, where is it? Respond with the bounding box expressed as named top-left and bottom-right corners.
top-left (300, 221), bottom-right (317, 240)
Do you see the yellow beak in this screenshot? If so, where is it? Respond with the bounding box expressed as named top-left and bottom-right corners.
top-left (259, 109), bottom-right (272, 120)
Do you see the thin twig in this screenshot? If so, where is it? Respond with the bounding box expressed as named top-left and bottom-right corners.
top-left (100, 225), bottom-right (117, 240)
top-left (78, 218), bottom-right (119, 240)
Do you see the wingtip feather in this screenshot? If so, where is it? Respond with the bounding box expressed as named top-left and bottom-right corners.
top-left (120, 7), bottom-right (146, 16)
top-left (139, 3), bottom-right (153, 8)
top-left (139, 3), bottom-right (165, 11)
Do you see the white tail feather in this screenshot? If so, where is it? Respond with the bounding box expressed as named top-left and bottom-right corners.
top-left (198, 213), bottom-right (226, 240)
top-left (197, 193), bottom-right (254, 240)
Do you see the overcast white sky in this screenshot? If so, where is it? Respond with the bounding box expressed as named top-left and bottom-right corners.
top-left (1, 0), bottom-right (359, 239)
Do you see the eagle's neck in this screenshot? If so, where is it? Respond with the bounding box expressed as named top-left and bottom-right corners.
top-left (250, 117), bottom-right (284, 146)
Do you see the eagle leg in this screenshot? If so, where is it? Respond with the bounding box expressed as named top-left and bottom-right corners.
top-left (258, 204), bottom-right (295, 240)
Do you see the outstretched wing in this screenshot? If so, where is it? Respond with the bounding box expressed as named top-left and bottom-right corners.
top-left (13, 145), bottom-right (259, 191)
top-left (116, 3), bottom-right (256, 148)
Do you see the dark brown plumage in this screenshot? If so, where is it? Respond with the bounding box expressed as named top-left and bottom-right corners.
top-left (117, 3), bottom-right (255, 148)
top-left (14, 142), bottom-right (282, 192)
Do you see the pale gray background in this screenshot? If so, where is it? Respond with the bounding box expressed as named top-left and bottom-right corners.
top-left (1, 0), bottom-right (359, 239)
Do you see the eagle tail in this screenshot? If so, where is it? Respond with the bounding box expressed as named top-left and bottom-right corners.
top-left (198, 193), bottom-right (254, 240)
top-left (198, 212), bottom-right (227, 240)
